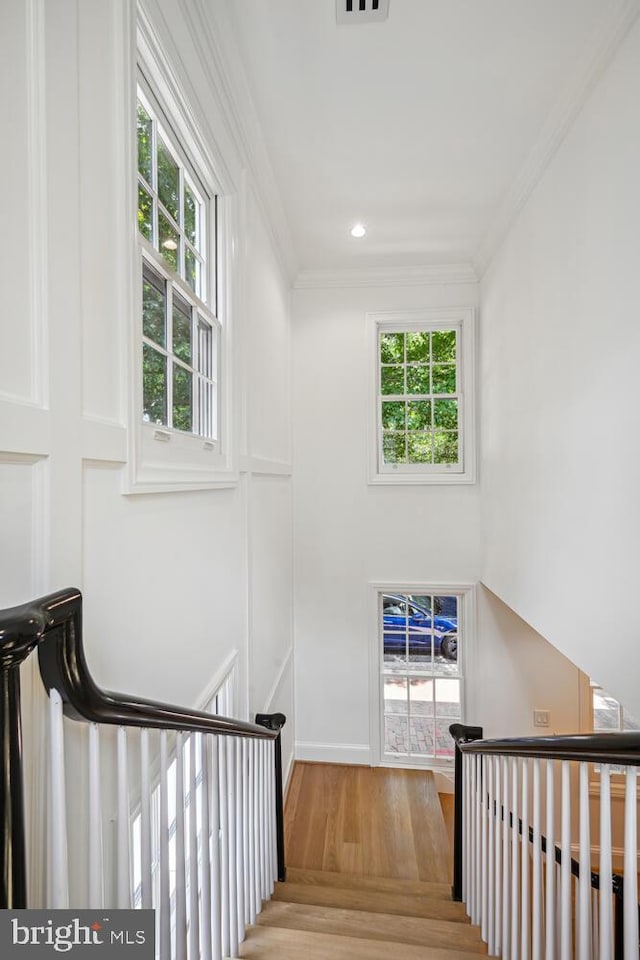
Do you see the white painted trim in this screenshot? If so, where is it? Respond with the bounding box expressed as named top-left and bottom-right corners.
top-left (262, 645), bottom-right (294, 716)
top-left (295, 263), bottom-right (478, 290)
top-left (475, 0), bottom-right (640, 275)
top-left (125, 12), bottom-right (241, 495)
top-left (0, 399), bottom-right (50, 459)
top-left (238, 456), bottom-right (293, 478)
top-left (25, 0), bottom-right (48, 410)
top-left (82, 417), bottom-right (127, 464)
top-left (295, 741), bottom-right (372, 765)
top-left (193, 649), bottom-right (239, 712)
top-left (366, 307), bottom-right (477, 485)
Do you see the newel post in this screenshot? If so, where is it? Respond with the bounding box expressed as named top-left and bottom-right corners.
top-left (255, 712), bottom-right (287, 882)
top-left (0, 614), bottom-right (47, 908)
top-left (449, 722), bottom-right (483, 903)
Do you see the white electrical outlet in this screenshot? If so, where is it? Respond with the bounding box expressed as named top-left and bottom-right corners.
top-left (533, 709), bottom-right (550, 727)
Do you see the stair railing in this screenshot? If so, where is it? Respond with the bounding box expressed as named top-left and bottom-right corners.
top-left (450, 722), bottom-right (640, 960)
top-left (0, 588), bottom-right (286, 960)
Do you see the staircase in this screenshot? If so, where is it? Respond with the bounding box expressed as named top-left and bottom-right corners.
top-left (239, 762), bottom-right (487, 959)
top-left (239, 866), bottom-right (486, 958)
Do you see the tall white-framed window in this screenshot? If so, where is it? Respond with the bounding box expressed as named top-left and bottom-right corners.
top-left (368, 308), bottom-right (476, 484)
top-left (369, 582), bottom-right (473, 767)
top-left (126, 36), bottom-right (236, 493)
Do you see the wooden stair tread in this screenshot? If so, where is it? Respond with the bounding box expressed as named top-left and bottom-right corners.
top-left (257, 900), bottom-right (484, 951)
top-left (240, 924), bottom-right (487, 960)
top-left (286, 866), bottom-right (452, 898)
top-left (273, 880), bottom-right (469, 922)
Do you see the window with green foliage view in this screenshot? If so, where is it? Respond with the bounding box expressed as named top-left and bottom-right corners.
top-left (379, 328), bottom-right (459, 469)
top-left (137, 89), bottom-right (219, 441)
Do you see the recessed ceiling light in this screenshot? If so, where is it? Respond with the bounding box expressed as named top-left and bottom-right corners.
top-left (350, 223), bottom-right (366, 238)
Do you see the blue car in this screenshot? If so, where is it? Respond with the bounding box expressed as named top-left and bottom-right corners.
top-left (383, 594), bottom-right (458, 661)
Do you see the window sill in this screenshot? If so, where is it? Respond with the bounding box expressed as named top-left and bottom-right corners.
top-left (368, 470), bottom-right (476, 486)
top-left (123, 422), bottom-right (237, 494)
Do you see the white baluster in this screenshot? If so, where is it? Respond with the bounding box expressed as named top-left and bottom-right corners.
top-left (219, 737), bottom-right (230, 957)
top-left (269, 739), bottom-right (277, 890)
top-left (117, 726), bottom-right (131, 908)
top-left (199, 735), bottom-right (213, 960)
top-left (159, 731), bottom-right (171, 960)
top-left (210, 737), bottom-right (222, 960)
top-left (532, 759), bottom-right (542, 960)
top-left (472, 754), bottom-right (482, 924)
top-left (502, 756), bottom-right (510, 958)
top-left (545, 759), bottom-right (556, 960)
top-left (253, 740), bottom-right (262, 915)
top-left (462, 753), bottom-right (473, 917)
top-left (494, 755), bottom-right (502, 957)
top-left (247, 739), bottom-right (256, 923)
top-left (468, 751), bottom-right (476, 920)
top-left (511, 757), bottom-right (520, 960)
top-left (48, 689), bottom-right (69, 908)
top-left (578, 761), bottom-right (592, 960)
top-left (188, 734), bottom-right (200, 960)
top-left (227, 738), bottom-right (239, 958)
top-left (482, 754), bottom-right (489, 942)
top-left (521, 758), bottom-right (529, 960)
top-left (242, 739), bottom-right (251, 924)
top-left (139, 729), bottom-right (152, 911)
top-left (88, 723), bottom-right (103, 908)
top-left (235, 736), bottom-right (245, 944)
top-left (259, 739), bottom-right (267, 902)
top-left (560, 760), bottom-right (572, 960)
top-left (599, 764), bottom-right (613, 960)
top-left (623, 766), bottom-right (638, 959)
top-left (487, 754), bottom-right (495, 953)
top-left (175, 733), bottom-right (187, 960)
top-left (463, 752), bottom-right (470, 906)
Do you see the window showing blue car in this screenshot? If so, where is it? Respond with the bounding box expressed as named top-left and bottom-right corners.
top-left (383, 594), bottom-right (458, 661)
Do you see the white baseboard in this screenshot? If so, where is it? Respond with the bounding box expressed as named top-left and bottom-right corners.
top-left (295, 741), bottom-right (371, 765)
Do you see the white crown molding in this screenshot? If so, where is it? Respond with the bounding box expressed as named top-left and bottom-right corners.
top-left (475, 0), bottom-right (640, 277)
top-left (294, 263), bottom-right (478, 290)
top-left (182, 0), bottom-right (298, 285)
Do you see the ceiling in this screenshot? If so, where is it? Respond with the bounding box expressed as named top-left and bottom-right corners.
top-left (225, 0), bottom-right (622, 274)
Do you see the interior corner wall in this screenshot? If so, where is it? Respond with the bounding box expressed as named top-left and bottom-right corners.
top-left (479, 16), bottom-right (640, 717)
top-left (470, 586), bottom-right (582, 739)
top-left (292, 282), bottom-right (482, 763)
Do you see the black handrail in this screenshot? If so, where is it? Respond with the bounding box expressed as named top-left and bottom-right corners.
top-left (454, 728), bottom-right (640, 765)
top-left (0, 588), bottom-right (286, 908)
top-left (449, 723), bottom-right (638, 956)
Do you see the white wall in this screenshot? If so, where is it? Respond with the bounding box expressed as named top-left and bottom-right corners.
top-left (480, 16), bottom-right (640, 716)
top-left (0, 0), bottom-right (294, 904)
top-left (292, 281), bottom-right (482, 762)
top-left (470, 586), bottom-right (582, 739)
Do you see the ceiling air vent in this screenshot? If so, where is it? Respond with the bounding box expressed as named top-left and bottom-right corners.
top-left (336, 0), bottom-right (390, 26)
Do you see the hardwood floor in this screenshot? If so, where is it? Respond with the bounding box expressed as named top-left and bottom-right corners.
top-left (240, 763), bottom-right (485, 959)
top-left (284, 762), bottom-right (453, 883)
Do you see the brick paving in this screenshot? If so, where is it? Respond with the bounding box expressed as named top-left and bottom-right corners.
top-left (384, 713), bottom-right (457, 759)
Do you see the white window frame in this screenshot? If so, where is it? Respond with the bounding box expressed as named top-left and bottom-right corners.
top-left (367, 308), bottom-right (476, 485)
top-left (368, 581), bottom-right (474, 769)
top-left (125, 21), bottom-right (237, 494)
